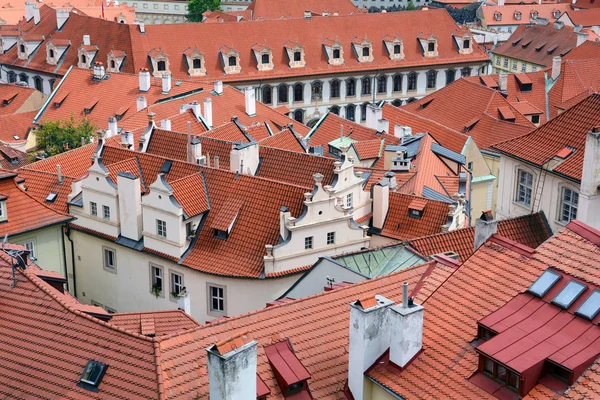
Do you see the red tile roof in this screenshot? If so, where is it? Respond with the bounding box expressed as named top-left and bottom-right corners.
top-left (109, 310), bottom-right (200, 336)
top-left (17, 169), bottom-right (75, 214)
top-left (0, 110), bottom-right (35, 144)
top-left (0, 145), bottom-right (29, 170)
top-left (259, 128), bottom-right (306, 153)
top-left (352, 139), bottom-right (382, 160)
top-left (493, 92), bottom-right (600, 181)
top-left (547, 55), bottom-right (600, 117)
top-left (21, 143), bottom-right (96, 178)
top-left (0, 83), bottom-right (39, 116)
top-left (257, 147), bottom-right (337, 188)
top-left (146, 129), bottom-right (190, 162)
top-left (480, 4), bottom-right (570, 26)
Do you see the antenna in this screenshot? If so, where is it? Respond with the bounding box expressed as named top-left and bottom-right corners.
top-left (3, 235), bottom-right (29, 288)
top-left (326, 275), bottom-right (335, 289)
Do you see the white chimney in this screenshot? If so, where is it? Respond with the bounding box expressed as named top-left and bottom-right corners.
top-left (203, 98), bottom-right (213, 128)
top-left (230, 142), bottom-right (259, 175)
top-left (498, 73), bottom-right (508, 91)
top-left (365, 104), bottom-right (382, 130)
top-left (304, 10), bottom-right (312, 18)
top-left (206, 332), bottom-right (257, 400)
top-left (377, 118), bottom-right (389, 133)
top-left (244, 87), bottom-right (256, 117)
top-left (82, 34), bottom-right (91, 46)
top-left (25, 1), bottom-right (35, 21)
top-left (117, 172), bottom-right (143, 241)
top-left (577, 129), bottom-right (600, 229)
top-left (93, 62), bottom-right (105, 80)
top-left (108, 116), bottom-right (118, 137)
top-left (393, 124), bottom-right (404, 139)
top-left (56, 8), bottom-right (69, 29)
top-left (214, 155), bottom-right (220, 169)
top-left (161, 74), bottom-right (171, 93)
top-left (191, 137), bottom-right (205, 164)
top-left (389, 283), bottom-right (424, 368)
top-left (139, 68), bottom-right (151, 92)
top-left (177, 287), bottom-right (191, 315)
top-left (577, 32), bottom-right (589, 47)
top-left (348, 295), bottom-right (394, 400)
top-left (214, 80), bottom-right (223, 95)
top-left (180, 101), bottom-right (201, 119)
top-left (498, 0), bottom-right (504, 5)
top-left (57, 164), bottom-right (64, 184)
top-left (372, 178), bottom-right (390, 230)
top-left (474, 210), bottom-right (498, 251)
top-left (551, 56), bottom-right (562, 80)
top-left (136, 95), bottom-right (147, 111)
top-left (139, 22), bottom-right (145, 33)
top-left (160, 119), bottom-right (171, 131)
top-left (121, 130), bottom-right (134, 148)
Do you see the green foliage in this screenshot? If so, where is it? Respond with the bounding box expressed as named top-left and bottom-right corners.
top-left (186, 0), bottom-right (221, 22)
top-left (406, 1), bottom-right (417, 10)
top-left (36, 115), bottom-right (96, 157)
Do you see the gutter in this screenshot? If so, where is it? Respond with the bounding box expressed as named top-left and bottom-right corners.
top-left (33, 64), bottom-right (73, 124)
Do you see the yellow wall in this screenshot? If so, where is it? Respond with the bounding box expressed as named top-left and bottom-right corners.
top-left (12, 225), bottom-right (67, 276)
top-left (490, 53), bottom-right (543, 74)
top-left (364, 377), bottom-right (399, 400)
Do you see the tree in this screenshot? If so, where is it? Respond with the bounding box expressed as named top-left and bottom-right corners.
top-left (187, 0), bottom-right (221, 22)
top-left (35, 115), bottom-right (96, 157)
top-left (406, 1), bottom-right (417, 10)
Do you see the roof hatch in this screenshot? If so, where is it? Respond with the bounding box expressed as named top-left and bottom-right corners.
top-left (527, 269), bottom-right (561, 297)
top-left (78, 360), bottom-right (108, 392)
top-left (265, 340), bottom-right (311, 398)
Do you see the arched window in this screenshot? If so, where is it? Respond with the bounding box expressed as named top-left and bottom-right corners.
top-left (330, 105), bottom-right (340, 115)
top-left (377, 76), bottom-right (387, 94)
top-left (19, 73), bottom-right (28, 83)
top-left (330, 80), bottom-right (340, 98)
top-left (49, 78), bottom-right (56, 90)
top-left (361, 102), bottom-right (369, 121)
top-left (193, 58), bottom-right (201, 69)
top-left (426, 70), bottom-right (437, 89)
top-left (228, 56), bottom-right (237, 67)
top-left (393, 75), bottom-right (402, 92)
top-left (157, 60), bottom-right (166, 71)
top-left (346, 104), bottom-right (356, 121)
top-left (446, 69), bottom-right (456, 85)
top-left (294, 109), bottom-right (304, 122)
top-left (461, 67), bottom-right (472, 77)
top-left (33, 76), bottom-right (43, 92)
top-left (407, 72), bottom-right (417, 91)
top-left (19, 44), bottom-right (25, 53)
top-left (347, 78), bottom-right (356, 97)
top-left (406, 97), bottom-right (417, 104)
top-left (294, 83), bottom-right (303, 102)
top-left (362, 47), bottom-right (370, 57)
top-left (392, 99), bottom-right (402, 107)
top-left (262, 85), bottom-right (272, 104)
top-left (311, 81), bottom-right (322, 101)
top-left (80, 54), bottom-right (87, 65)
top-left (110, 60), bottom-right (116, 69)
top-left (362, 77), bottom-right (371, 95)
top-left (7, 71), bottom-right (16, 83)
top-left (278, 84), bottom-right (288, 103)
top-left (49, 49), bottom-right (55, 58)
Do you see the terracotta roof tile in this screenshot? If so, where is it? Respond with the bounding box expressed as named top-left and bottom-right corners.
top-left (109, 310), bottom-right (200, 337)
top-left (480, 4), bottom-right (570, 26)
top-left (257, 147), bottom-right (337, 188)
top-left (0, 83), bottom-right (39, 116)
top-left (169, 172), bottom-right (210, 218)
top-left (352, 139), bottom-right (382, 160)
top-left (18, 169), bottom-right (74, 213)
top-left (0, 110), bottom-right (35, 144)
top-left (259, 128), bottom-right (306, 153)
top-left (22, 143), bottom-right (96, 178)
top-left (245, 0), bottom-right (358, 20)
top-left (146, 129), bottom-right (189, 162)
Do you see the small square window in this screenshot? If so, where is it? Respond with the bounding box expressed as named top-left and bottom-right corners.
top-left (327, 232), bottom-right (335, 245)
top-left (170, 271), bottom-right (183, 299)
top-left (103, 247), bottom-right (116, 272)
top-left (467, 162), bottom-right (473, 171)
top-left (174, 4), bottom-right (179, 9)
top-left (521, 63), bottom-right (527, 72)
top-left (143, 3), bottom-right (147, 7)
top-left (427, 42), bottom-right (435, 52)
top-left (157, 219), bottom-right (167, 237)
top-left (153, 3), bottom-right (158, 8)
top-left (304, 236), bottom-right (313, 250)
top-left (261, 53), bottom-right (270, 65)
top-left (531, 115), bottom-right (540, 124)
top-left (345, 193), bottom-right (353, 208)
top-left (90, 202), bottom-right (97, 217)
top-left (512, 61), bottom-right (518, 70)
top-left (208, 284), bottom-right (225, 314)
top-left (79, 360), bottom-right (107, 388)
top-left (394, 44), bottom-right (401, 54)
top-left (102, 205), bottom-right (110, 220)
top-left (164, 4), bottom-right (168, 9)
top-left (293, 51), bottom-right (301, 62)
top-left (333, 49), bottom-right (340, 59)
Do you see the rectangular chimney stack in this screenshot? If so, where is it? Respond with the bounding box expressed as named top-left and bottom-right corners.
top-left (245, 87), bottom-right (256, 117)
top-left (203, 98), bottom-right (213, 128)
top-left (139, 68), bottom-right (151, 92)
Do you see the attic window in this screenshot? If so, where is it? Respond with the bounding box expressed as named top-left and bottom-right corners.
top-left (427, 42), bottom-right (435, 52)
top-left (265, 340), bottom-right (311, 397)
top-left (157, 61), bottom-right (166, 71)
top-left (527, 269), bottom-right (561, 297)
top-left (294, 51), bottom-right (301, 61)
top-left (333, 49), bottom-right (340, 59)
top-left (46, 193), bottom-right (57, 203)
top-left (228, 56), bottom-right (237, 66)
top-left (494, 12), bottom-right (501, 21)
top-left (575, 290), bottom-right (600, 320)
top-left (193, 59), bottom-right (201, 69)
top-left (463, 39), bottom-right (470, 49)
top-left (214, 229), bottom-right (228, 240)
top-left (261, 54), bottom-right (269, 64)
top-left (394, 44), bottom-right (401, 54)
top-left (514, 12), bottom-right (521, 20)
top-left (362, 47), bottom-right (370, 57)
top-left (547, 44), bottom-right (558, 54)
top-left (78, 360), bottom-right (107, 391)
top-left (552, 280), bottom-right (587, 309)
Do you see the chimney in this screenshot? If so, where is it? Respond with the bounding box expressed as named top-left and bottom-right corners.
top-left (93, 62), bottom-right (105, 80)
top-left (577, 128), bottom-right (600, 229)
top-left (372, 175), bottom-right (391, 230)
top-left (136, 95), bottom-right (147, 111)
top-left (230, 142), bottom-right (259, 175)
top-left (348, 295), bottom-right (394, 400)
top-left (161, 74), bottom-right (171, 93)
top-left (574, 24), bottom-right (583, 33)
top-left (117, 171), bottom-right (143, 241)
top-left (56, 8), bottom-right (69, 29)
top-left (304, 10), bottom-right (312, 18)
top-left (214, 155), bottom-right (220, 169)
top-left (577, 31), bottom-right (589, 47)
top-left (389, 283), bottom-right (424, 368)
top-left (108, 116), bottom-right (118, 137)
top-left (279, 207), bottom-right (291, 241)
top-left (177, 287), bottom-right (191, 315)
top-left (207, 331), bottom-right (257, 400)
top-left (139, 68), bottom-right (151, 92)
top-left (498, 0), bottom-right (504, 5)
top-left (121, 130), bottom-right (134, 148)
top-left (377, 118), bottom-right (389, 133)
top-left (551, 56), bottom-right (562, 80)
top-left (160, 119), bottom-right (171, 131)
top-left (393, 124), bottom-right (404, 139)
top-left (498, 73), bottom-right (508, 91)
top-left (214, 80), bottom-right (223, 95)
top-left (180, 101), bottom-right (201, 119)
top-left (203, 98), bottom-right (213, 128)
top-left (365, 104), bottom-right (382, 130)
top-left (244, 87), bottom-right (256, 117)
top-left (57, 164), bottom-right (64, 184)
top-left (474, 210), bottom-right (497, 251)
top-left (82, 34), bottom-right (91, 46)
top-left (191, 137), bottom-right (205, 164)
top-left (554, 21), bottom-right (564, 30)
top-left (25, 1), bottom-right (35, 21)
top-left (236, 14), bottom-right (243, 22)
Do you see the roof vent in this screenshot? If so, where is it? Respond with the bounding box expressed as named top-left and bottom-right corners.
top-left (78, 360), bottom-right (108, 392)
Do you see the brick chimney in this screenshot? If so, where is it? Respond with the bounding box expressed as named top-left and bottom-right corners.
top-left (474, 210), bottom-right (497, 251)
top-left (577, 128), bottom-right (600, 229)
top-left (365, 104), bottom-right (382, 130)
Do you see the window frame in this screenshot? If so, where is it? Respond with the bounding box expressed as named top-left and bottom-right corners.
top-left (393, 74), bottom-right (402, 92)
top-left (207, 282), bottom-right (227, 316)
top-left (156, 219), bottom-right (167, 238)
top-left (481, 356), bottom-right (520, 393)
top-left (327, 231), bottom-right (335, 245)
top-left (169, 270), bottom-right (184, 301)
top-left (304, 236), bottom-right (313, 250)
top-left (90, 201), bottom-right (97, 217)
top-left (346, 78), bottom-right (356, 97)
top-left (102, 205), bottom-right (110, 220)
top-left (377, 75), bottom-right (387, 94)
top-left (362, 77), bottom-right (371, 95)
top-left (149, 264), bottom-right (164, 297)
top-left (407, 72), bottom-right (417, 91)
top-left (23, 240), bottom-right (36, 259)
top-left (345, 193), bottom-right (353, 208)
top-left (559, 187), bottom-right (578, 224)
top-left (293, 83), bottom-right (304, 102)
top-left (426, 70), bottom-right (437, 89)
top-left (102, 246), bottom-right (117, 273)
top-left (278, 84), bottom-right (289, 103)
top-left (330, 80), bottom-right (340, 98)
top-left (515, 168), bottom-right (534, 208)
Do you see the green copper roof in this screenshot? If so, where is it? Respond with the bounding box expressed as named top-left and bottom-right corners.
top-left (334, 245), bottom-right (426, 278)
top-left (328, 136), bottom-right (357, 150)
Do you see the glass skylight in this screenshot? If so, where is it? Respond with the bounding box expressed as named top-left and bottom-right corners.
top-left (552, 280), bottom-right (587, 309)
top-left (79, 360), bottom-right (107, 388)
top-left (575, 290), bottom-right (600, 320)
top-left (527, 269), bottom-right (561, 297)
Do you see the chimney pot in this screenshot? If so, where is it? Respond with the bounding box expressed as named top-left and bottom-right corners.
top-left (551, 56), bottom-right (562, 81)
top-left (108, 116), bottom-right (118, 137)
top-left (402, 282), bottom-right (409, 308)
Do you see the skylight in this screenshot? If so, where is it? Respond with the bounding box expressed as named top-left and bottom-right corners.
top-left (46, 193), bottom-right (57, 203)
top-left (575, 290), bottom-right (600, 320)
top-left (79, 360), bottom-right (107, 390)
top-left (552, 280), bottom-right (587, 309)
top-left (527, 269), bottom-right (561, 297)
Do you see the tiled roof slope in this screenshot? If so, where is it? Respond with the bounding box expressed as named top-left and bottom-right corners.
top-left (0, 83), bottom-right (38, 116)
top-left (109, 310), bottom-right (200, 336)
top-left (0, 145), bottom-right (29, 170)
top-left (146, 129), bottom-right (190, 162)
top-left (493, 24), bottom-right (578, 67)
top-left (0, 110), bottom-right (36, 145)
top-left (169, 173), bottom-right (210, 218)
top-left (259, 128), bottom-right (306, 153)
top-left (257, 147), bottom-right (337, 188)
top-left (571, 0), bottom-right (600, 9)
top-left (17, 169), bottom-right (75, 214)
top-left (493, 92), bottom-right (600, 181)
top-left (127, 9), bottom-right (488, 82)
top-left (548, 57), bottom-right (600, 117)
top-left (0, 172), bottom-right (71, 237)
top-left (561, 8), bottom-right (600, 26)
top-left (480, 4), bottom-right (570, 26)
top-left (246, 0), bottom-right (359, 20)
top-left (563, 39), bottom-right (600, 60)
top-left (21, 143), bottom-right (97, 178)
top-left (408, 212), bottom-right (552, 261)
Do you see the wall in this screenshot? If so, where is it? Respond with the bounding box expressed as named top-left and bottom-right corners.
top-left (490, 53), bottom-right (543, 74)
top-left (463, 138), bottom-right (496, 222)
top-left (13, 225), bottom-right (66, 276)
top-left (0, 67), bottom-right (58, 95)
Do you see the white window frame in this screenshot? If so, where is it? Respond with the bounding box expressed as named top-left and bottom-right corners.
top-left (207, 283), bottom-right (227, 316)
top-left (304, 236), bottom-right (313, 250)
top-left (23, 240), bottom-right (36, 259)
top-left (102, 246), bottom-right (117, 273)
top-left (170, 271), bottom-right (184, 301)
top-left (515, 169), bottom-right (534, 207)
top-left (345, 193), bottom-right (353, 208)
top-left (157, 219), bottom-right (167, 238)
top-left (559, 187), bottom-right (579, 224)
top-left (327, 232), bottom-right (335, 245)
top-left (103, 205), bottom-right (110, 220)
top-left (90, 201), bottom-right (97, 217)
top-left (149, 264), bottom-right (164, 297)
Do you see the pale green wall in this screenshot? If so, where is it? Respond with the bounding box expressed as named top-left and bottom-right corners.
top-left (12, 225), bottom-right (67, 277)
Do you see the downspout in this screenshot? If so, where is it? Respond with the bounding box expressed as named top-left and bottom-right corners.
top-left (60, 224), bottom-right (69, 292)
top-left (544, 71), bottom-right (550, 122)
top-left (64, 225), bottom-right (77, 297)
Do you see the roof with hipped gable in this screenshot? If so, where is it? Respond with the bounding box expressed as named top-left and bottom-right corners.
top-left (480, 3), bottom-right (570, 27)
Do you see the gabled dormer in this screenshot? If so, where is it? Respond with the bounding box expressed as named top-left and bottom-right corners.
top-left (383, 34), bottom-right (404, 61)
top-left (17, 35), bottom-right (44, 61)
top-left (0, 32), bottom-right (19, 55)
top-left (107, 49), bottom-right (126, 73)
top-left (417, 33), bottom-right (438, 58)
top-left (351, 36), bottom-right (373, 63)
top-left (183, 46), bottom-right (206, 77)
top-left (251, 43), bottom-right (274, 71)
top-left (494, 11), bottom-right (502, 21)
top-left (514, 11), bottom-right (522, 20)
top-left (284, 40), bottom-right (305, 68)
top-left (453, 31), bottom-right (473, 55)
top-left (46, 38), bottom-right (71, 66)
top-left (220, 45), bottom-right (241, 74)
top-left (322, 38), bottom-right (344, 66)
top-left (148, 47), bottom-right (170, 77)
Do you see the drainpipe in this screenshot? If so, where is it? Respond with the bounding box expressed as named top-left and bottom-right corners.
top-left (60, 224), bottom-right (69, 292)
top-left (64, 225), bottom-right (77, 297)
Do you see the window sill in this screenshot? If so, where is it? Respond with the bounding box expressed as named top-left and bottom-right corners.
top-left (511, 201), bottom-right (532, 212)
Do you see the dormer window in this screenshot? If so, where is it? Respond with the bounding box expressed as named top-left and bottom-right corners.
top-left (294, 51), bottom-right (301, 61)
top-left (531, 11), bottom-right (538, 18)
top-left (81, 55), bottom-right (87, 64)
top-left (261, 54), bottom-right (269, 64)
top-left (0, 199), bottom-right (7, 222)
top-left (383, 35), bottom-right (404, 61)
top-left (323, 38), bottom-right (344, 65)
top-left (78, 360), bottom-right (108, 391)
top-left (394, 45), bottom-right (401, 54)
top-left (157, 61), bottom-right (166, 71)
top-left (17, 40), bottom-right (29, 60)
top-left (49, 49), bottom-right (55, 58)
top-left (19, 44), bottom-right (25, 53)
top-left (515, 11), bottom-right (521, 20)
top-left (456, 34), bottom-right (473, 55)
top-left (553, 10), bottom-right (561, 18)
top-left (148, 48), bottom-right (170, 77)
top-left (428, 42), bottom-right (435, 52)
top-left (183, 47), bottom-right (206, 77)
top-left (220, 46), bottom-right (241, 74)
top-left (352, 37), bottom-right (374, 63)
top-left (333, 49), bottom-right (340, 59)
top-left (106, 49), bottom-right (126, 73)
top-left (252, 43), bottom-right (273, 71)
top-left (285, 40), bottom-right (305, 68)
top-left (362, 47), bottom-right (369, 57)
top-left (419, 34), bottom-right (439, 57)
top-left (193, 59), bottom-right (201, 68)
top-left (77, 43), bottom-right (98, 69)
top-left (228, 56), bottom-right (236, 66)
top-left (494, 11), bottom-right (502, 21)
top-left (463, 40), bottom-right (470, 49)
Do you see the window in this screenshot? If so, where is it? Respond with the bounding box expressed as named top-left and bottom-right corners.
top-left (262, 85), bottom-right (272, 104)
top-left (103, 247), bottom-right (116, 271)
top-left (345, 193), bottom-right (353, 208)
top-left (156, 219), bottom-right (167, 237)
top-left (261, 53), bottom-right (269, 65)
top-left (293, 109), bottom-right (304, 122)
top-left (446, 69), bottom-right (456, 85)
top-left (361, 103), bottom-right (368, 121)
top-left (193, 58), bottom-right (201, 69)
top-left (157, 60), bottom-right (166, 71)
top-left (377, 75), bottom-right (387, 93)
top-left (228, 56), bottom-right (236, 67)
top-left (330, 80), bottom-right (340, 98)
top-left (347, 78), bottom-right (356, 97)
top-left (293, 83), bottom-right (303, 102)
top-left (503, 58), bottom-right (508, 68)
top-left (393, 75), bottom-right (402, 92)
top-left (327, 232), bottom-right (335, 245)
top-left (90, 201), bottom-right (97, 217)
top-left (362, 77), bottom-right (371, 95)
top-left (394, 44), bottom-right (401, 54)
top-left (461, 67), bottom-right (472, 77)
top-left (170, 271), bottom-right (183, 298)
top-left (80, 54), bottom-right (87, 65)
top-left (311, 81), bottom-right (322, 101)
top-left (407, 72), bottom-right (417, 91)
top-left (516, 169), bottom-right (533, 206)
top-left (531, 115), bottom-right (540, 124)
top-left (362, 47), bottom-right (370, 57)
top-left (208, 284), bottom-right (225, 313)
top-left (467, 162), bottom-right (473, 171)
top-left (496, 57), bottom-right (501, 66)
top-left (463, 39), bottom-right (470, 49)
top-left (278, 84), bottom-right (288, 103)
top-left (521, 63), bottom-right (527, 72)
top-left (150, 264), bottom-right (163, 296)
top-left (426, 70), bottom-right (436, 89)
top-left (346, 104), bottom-right (356, 121)
top-left (102, 205), bottom-right (110, 220)
top-left (333, 49), bottom-right (340, 59)
top-left (427, 42), bottom-right (435, 52)
top-left (304, 236), bottom-right (313, 250)
top-left (49, 49), bottom-right (55, 58)
top-left (186, 222), bottom-right (195, 238)
top-left (330, 105), bottom-right (340, 115)
top-left (33, 76), bottom-right (43, 92)
top-left (559, 188), bottom-right (578, 224)
top-left (110, 59), bottom-right (116, 69)
top-left (532, 66), bottom-right (537, 72)
top-left (7, 72), bottom-right (16, 83)
top-left (19, 44), bottom-right (26, 53)
top-left (482, 356), bottom-right (520, 392)
top-left (512, 61), bottom-right (518, 71)
top-left (79, 360), bottom-right (107, 388)
top-left (293, 51), bottom-right (301, 61)
top-left (23, 241), bottom-right (35, 259)
top-left (19, 73), bottom-right (28, 83)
